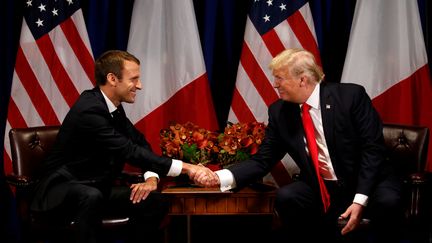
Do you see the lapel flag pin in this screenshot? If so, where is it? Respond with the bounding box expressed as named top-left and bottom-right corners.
top-left (326, 104), bottom-right (331, 109)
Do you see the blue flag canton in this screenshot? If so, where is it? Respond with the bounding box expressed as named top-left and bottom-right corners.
top-left (23, 0), bottom-right (81, 40)
top-left (249, 0), bottom-right (308, 36)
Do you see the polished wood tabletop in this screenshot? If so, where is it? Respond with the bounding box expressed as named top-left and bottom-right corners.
top-left (161, 184), bottom-right (277, 215)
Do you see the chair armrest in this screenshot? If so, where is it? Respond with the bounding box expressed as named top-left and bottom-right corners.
top-left (406, 172), bottom-right (430, 185)
top-left (5, 174), bottom-right (36, 188)
top-left (116, 171), bottom-right (144, 184)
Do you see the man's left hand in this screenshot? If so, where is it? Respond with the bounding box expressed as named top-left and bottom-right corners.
top-left (129, 177), bottom-right (158, 204)
top-left (339, 203), bottom-right (364, 235)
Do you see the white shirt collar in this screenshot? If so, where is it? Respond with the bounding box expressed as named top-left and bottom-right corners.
top-left (100, 90), bottom-right (117, 113)
top-left (305, 83), bottom-right (320, 110)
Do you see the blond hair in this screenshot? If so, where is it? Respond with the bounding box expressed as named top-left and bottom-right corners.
top-left (269, 48), bottom-right (324, 83)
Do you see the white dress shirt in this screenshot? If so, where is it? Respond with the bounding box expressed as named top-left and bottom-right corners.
top-left (100, 90), bottom-right (182, 180)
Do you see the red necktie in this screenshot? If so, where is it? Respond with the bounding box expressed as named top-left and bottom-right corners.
top-left (301, 103), bottom-right (330, 212)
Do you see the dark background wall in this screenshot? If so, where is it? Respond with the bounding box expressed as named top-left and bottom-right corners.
top-left (1, 0), bottom-right (431, 242)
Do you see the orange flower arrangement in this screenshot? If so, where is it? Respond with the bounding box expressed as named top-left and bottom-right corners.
top-left (160, 121), bottom-right (266, 167)
top-left (216, 121), bottom-right (266, 166)
top-left (159, 122), bottom-right (219, 165)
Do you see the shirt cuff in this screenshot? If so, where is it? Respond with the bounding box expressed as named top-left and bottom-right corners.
top-left (353, 193), bottom-right (368, 206)
top-left (167, 159), bottom-right (183, 177)
top-left (215, 169), bottom-right (236, 192)
top-left (143, 171), bottom-right (159, 181)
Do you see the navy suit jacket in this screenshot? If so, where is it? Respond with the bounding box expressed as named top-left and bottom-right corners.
top-left (31, 88), bottom-right (172, 211)
top-left (228, 82), bottom-right (392, 199)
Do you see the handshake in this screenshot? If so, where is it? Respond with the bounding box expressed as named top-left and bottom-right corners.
top-left (182, 163), bottom-right (221, 188)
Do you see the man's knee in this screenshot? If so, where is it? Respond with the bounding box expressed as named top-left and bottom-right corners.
top-left (77, 187), bottom-right (104, 209)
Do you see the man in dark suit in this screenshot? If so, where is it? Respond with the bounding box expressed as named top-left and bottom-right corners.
top-left (196, 48), bottom-right (403, 242)
top-left (31, 50), bottom-right (213, 243)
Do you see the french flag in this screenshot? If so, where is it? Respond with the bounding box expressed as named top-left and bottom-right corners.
top-left (341, 0), bottom-right (432, 171)
top-left (126, 0), bottom-right (219, 155)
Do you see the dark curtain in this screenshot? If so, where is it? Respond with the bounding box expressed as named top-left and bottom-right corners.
top-left (1, 0), bottom-right (431, 242)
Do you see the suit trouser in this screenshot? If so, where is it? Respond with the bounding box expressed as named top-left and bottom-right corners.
top-left (35, 182), bottom-right (169, 243)
top-left (273, 178), bottom-right (403, 243)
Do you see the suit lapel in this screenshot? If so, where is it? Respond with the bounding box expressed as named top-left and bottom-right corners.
top-left (320, 83), bottom-right (335, 155)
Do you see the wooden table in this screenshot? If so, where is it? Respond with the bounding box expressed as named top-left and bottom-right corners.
top-left (161, 184), bottom-right (276, 243)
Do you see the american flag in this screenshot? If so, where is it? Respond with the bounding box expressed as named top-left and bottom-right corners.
top-left (3, 0), bottom-right (94, 174)
top-left (227, 0), bottom-right (321, 187)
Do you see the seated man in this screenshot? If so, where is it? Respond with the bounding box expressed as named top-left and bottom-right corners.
top-left (196, 48), bottom-right (404, 243)
top-left (31, 50), bottom-right (212, 243)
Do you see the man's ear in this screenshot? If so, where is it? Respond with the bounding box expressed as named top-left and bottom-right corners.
top-left (106, 73), bottom-right (117, 87)
top-left (299, 76), bottom-right (307, 87)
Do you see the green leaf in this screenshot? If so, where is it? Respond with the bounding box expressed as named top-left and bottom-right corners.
top-left (182, 143), bottom-right (198, 163)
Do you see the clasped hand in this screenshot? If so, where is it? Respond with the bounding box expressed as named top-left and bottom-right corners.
top-left (183, 163), bottom-right (220, 187)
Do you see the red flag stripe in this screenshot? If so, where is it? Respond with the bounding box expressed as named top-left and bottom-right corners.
top-left (14, 47), bottom-right (60, 125)
top-left (287, 11), bottom-right (322, 66)
top-left (134, 74), bottom-right (219, 155)
top-left (6, 98), bottom-right (27, 129)
top-left (3, 149), bottom-right (13, 178)
top-left (36, 34), bottom-right (80, 107)
top-left (230, 87), bottom-right (257, 123)
top-left (60, 17), bottom-right (95, 85)
top-left (372, 65), bottom-right (432, 171)
top-left (240, 42), bottom-right (279, 106)
top-left (270, 161), bottom-right (293, 186)
top-left (261, 29), bottom-right (286, 58)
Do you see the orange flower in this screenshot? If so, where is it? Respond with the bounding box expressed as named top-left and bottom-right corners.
top-left (160, 121), bottom-right (266, 167)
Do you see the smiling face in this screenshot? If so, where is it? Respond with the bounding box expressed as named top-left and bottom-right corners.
top-left (272, 68), bottom-right (304, 103)
top-left (269, 49), bottom-right (324, 104)
top-left (107, 60), bottom-right (142, 106)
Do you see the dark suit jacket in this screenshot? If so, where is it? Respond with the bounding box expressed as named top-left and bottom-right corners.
top-left (31, 88), bottom-right (172, 211)
top-left (228, 82), bottom-right (391, 199)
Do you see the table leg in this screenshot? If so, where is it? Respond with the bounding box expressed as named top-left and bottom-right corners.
top-left (186, 215), bottom-right (191, 243)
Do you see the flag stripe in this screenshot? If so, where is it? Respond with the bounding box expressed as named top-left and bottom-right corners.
top-left (60, 17), bottom-right (95, 85)
top-left (48, 20), bottom-right (93, 97)
top-left (36, 34), bottom-right (80, 107)
top-left (240, 43), bottom-right (279, 106)
top-left (235, 67), bottom-right (270, 122)
top-left (270, 161), bottom-right (293, 186)
top-left (261, 29), bottom-right (286, 57)
top-left (10, 73), bottom-right (45, 127)
top-left (6, 99), bottom-right (27, 129)
top-left (3, 149), bottom-right (12, 176)
top-left (287, 11), bottom-right (321, 65)
top-left (230, 87), bottom-right (256, 123)
top-left (14, 47), bottom-right (60, 125)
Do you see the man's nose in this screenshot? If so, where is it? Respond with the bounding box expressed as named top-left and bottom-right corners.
top-left (136, 79), bottom-right (142, 90)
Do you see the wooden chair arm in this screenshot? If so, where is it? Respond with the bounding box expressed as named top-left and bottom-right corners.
top-left (406, 172), bottom-right (430, 185)
top-left (115, 171), bottom-right (144, 184)
top-left (5, 173), bottom-right (36, 188)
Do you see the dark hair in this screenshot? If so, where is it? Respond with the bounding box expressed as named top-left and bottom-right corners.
top-left (94, 50), bottom-right (140, 86)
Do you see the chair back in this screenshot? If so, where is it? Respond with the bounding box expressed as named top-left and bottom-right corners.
top-left (382, 123), bottom-right (429, 177)
top-left (8, 125), bottom-right (132, 242)
top-left (9, 126), bottom-right (60, 179)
